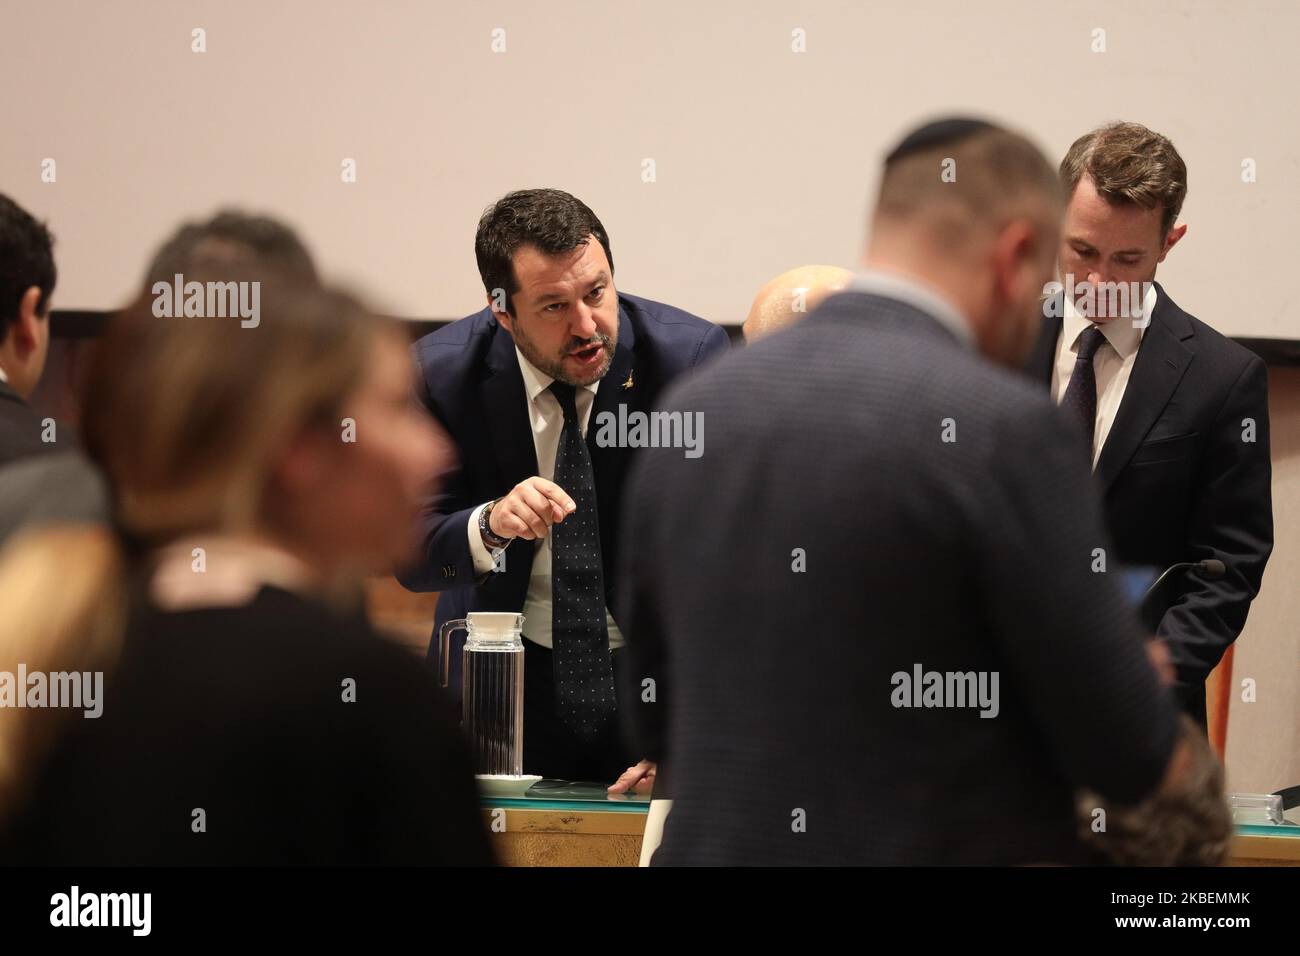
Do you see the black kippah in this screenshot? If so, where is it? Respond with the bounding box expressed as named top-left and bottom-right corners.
top-left (885, 118), bottom-right (997, 164)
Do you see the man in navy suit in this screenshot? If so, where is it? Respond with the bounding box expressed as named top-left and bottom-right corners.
top-left (400, 188), bottom-right (728, 787)
top-left (1024, 122), bottom-right (1273, 724)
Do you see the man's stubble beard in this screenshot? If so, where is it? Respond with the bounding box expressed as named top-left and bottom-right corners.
top-left (512, 321), bottom-right (616, 387)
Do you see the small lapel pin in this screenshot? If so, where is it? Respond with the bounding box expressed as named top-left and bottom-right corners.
top-left (622, 369), bottom-right (634, 390)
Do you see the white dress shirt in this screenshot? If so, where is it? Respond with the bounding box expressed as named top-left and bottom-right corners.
top-left (1051, 284), bottom-right (1156, 468)
top-left (466, 346), bottom-right (625, 651)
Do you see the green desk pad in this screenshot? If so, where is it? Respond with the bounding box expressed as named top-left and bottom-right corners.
top-left (476, 782), bottom-right (1300, 831)
top-left (479, 779), bottom-right (651, 813)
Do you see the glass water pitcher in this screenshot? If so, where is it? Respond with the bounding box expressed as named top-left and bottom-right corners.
top-left (438, 612), bottom-right (525, 776)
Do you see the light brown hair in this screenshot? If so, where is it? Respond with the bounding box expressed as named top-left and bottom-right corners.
top-left (1060, 122), bottom-right (1188, 236)
top-left (83, 269), bottom-right (379, 540)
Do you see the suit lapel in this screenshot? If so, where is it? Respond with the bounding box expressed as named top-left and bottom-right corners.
top-left (1094, 287), bottom-right (1194, 493)
top-left (482, 316), bottom-right (539, 489)
top-left (588, 302), bottom-right (636, 452)
top-left (586, 302), bottom-right (637, 606)
top-left (587, 302), bottom-right (636, 514)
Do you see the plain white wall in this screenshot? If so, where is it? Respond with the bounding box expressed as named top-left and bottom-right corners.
top-left (1, 0), bottom-right (1297, 337)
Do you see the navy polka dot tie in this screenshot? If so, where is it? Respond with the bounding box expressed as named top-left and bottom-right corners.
top-left (1061, 325), bottom-right (1106, 452)
top-left (548, 382), bottom-right (617, 740)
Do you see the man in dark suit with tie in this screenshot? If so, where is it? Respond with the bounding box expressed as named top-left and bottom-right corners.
top-left (0, 194), bottom-right (107, 545)
top-left (400, 188), bottom-right (729, 787)
top-left (0, 193), bottom-right (59, 468)
top-left (1024, 122), bottom-right (1273, 724)
top-left (618, 119), bottom-right (1193, 865)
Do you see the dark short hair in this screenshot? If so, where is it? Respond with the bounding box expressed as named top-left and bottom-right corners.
top-left (474, 189), bottom-right (613, 316)
top-left (0, 194), bottom-right (57, 345)
top-left (1060, 122), bottom-right (1187, 236)
top-left (143, 209), bottom-right (317, 288)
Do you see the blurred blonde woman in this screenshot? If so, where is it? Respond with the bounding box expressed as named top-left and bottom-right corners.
top-left (0, 268), bottom-right (492, 864)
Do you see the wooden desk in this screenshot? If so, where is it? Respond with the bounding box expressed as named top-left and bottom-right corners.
top-left (480, 783), bottom-right (649, 867)
top-left (482, 805), bottom-right (647, 867)
top-left (481, 802), bottom-right (1299, 867)
top-left (1230, 824), bottom-right (1300, 866)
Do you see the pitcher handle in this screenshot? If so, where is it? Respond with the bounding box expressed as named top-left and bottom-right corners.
top-left (437, 619), bottom-right (469, 688)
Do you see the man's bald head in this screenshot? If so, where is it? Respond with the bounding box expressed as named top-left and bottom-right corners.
top-left (744, 264), bottom-right (854, 342)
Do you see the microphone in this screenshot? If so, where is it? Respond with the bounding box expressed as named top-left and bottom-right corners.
top-left (1143, 559), bottom-right (1225, 601)
top-left (1139, 559), bottom-right (1226, 628)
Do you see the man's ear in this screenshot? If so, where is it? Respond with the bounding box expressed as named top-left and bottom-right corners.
top-left (992, 219), bottom-right (1038, 305)
top-left (12, 286), bottom-right (45, 352)
top-left (1158, 223), bottom-right (1188, 263)
top-left (488, 293), bottom-right (514, 335)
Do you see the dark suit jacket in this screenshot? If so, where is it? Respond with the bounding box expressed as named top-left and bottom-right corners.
top-left (0, 379), bottom-right (52, 466)
top-left (618, 291), bottom-right (1180, 865)
top-left (0, 380), bottom-right (108, 546)
top-left (1024, 284), bottom-right (1273, 721)
top-left (399, 293), bottom-right (729, 684)
top-left (0, 452), bottom-right (108, 547)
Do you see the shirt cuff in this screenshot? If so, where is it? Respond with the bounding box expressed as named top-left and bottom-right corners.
top-left (467, 502), bottom-right (501, 576)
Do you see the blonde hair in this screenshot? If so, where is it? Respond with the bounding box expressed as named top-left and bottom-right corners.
top-left (0, 269), bottom-right (386, 817)
top-left (0, 527), bottom-right (126, 816)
